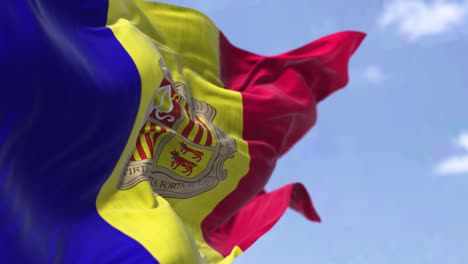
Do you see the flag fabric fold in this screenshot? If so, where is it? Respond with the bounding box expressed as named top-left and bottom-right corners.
top-left (205, 183), bottom-right (320, 257)
top-left (0, 1), bottom-right (365, 263)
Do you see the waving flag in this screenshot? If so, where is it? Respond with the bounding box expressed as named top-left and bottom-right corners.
top-left (0, 1), bottom-right (365, 263)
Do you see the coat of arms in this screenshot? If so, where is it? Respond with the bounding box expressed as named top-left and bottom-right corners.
top-left (118, 60), bottom-right (237, 198)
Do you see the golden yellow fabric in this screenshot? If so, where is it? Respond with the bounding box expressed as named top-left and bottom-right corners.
top-left (97, 1), bottom-right (250, 263)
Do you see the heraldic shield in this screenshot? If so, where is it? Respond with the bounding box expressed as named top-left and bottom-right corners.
top-left (118, 60), bottom-right (237, 198)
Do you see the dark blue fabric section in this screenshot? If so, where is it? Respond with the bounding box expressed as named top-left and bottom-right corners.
top-left (0, 1), bottom-right (158, 263)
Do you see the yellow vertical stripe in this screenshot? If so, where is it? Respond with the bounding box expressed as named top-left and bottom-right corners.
top-left (144, 121), bottom-right (151, 133)
top-left (96, 1), bottom-right (205, 263)
top-left (136, 3), bottom-right (249, 263)
top-left (138, 134), bottom-right (150, 158)
top-left (97, 1), bottom-right (250, 263)
top-left (131, 146), bottom-right (141, 160)
top-left (187, 121), bottom-right (200, 143)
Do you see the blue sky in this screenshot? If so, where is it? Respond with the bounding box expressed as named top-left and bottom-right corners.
top-left (159, 1), bottom-right (468, 263)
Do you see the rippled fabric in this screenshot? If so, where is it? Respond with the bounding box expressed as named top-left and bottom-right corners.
top-left (0, 1), bottom-right (365, 263)
top-left (0, 0), bottom-right (157, 263)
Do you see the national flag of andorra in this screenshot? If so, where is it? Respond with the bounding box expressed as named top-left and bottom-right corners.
top-left (0, 1), bottom-right (365, 263)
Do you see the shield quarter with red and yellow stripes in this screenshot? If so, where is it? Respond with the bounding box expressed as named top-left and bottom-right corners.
top-left (119, 60), bottom-right (237, 198)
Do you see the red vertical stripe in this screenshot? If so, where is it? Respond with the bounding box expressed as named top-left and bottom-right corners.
top-left (201, 31), bottom-right (365, 257)
top-left (152, 133), bottom-right (159, 145)
top-left (135, 137), bottom-right (147, 160)
top-left (152, 126), bottom-right (166, 144)
top-left (196, 116), bottom-right (212, 146)
top-left (184, 100), bottom-right (190, 113)
top-left (193, 122), bottom-right (204, 144)
top-left (182, 119), bottom-right (195, 138)
top-left (144, 133), bottom-right (154, 158)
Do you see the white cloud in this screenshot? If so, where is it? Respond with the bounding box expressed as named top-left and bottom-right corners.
top-left (363, 65), bottom-right (385, 85)
top-left (435, 132), bottom-right (468, 175)
top-left (455, 132), bottom-right (468, 150)
top-left (378, 0), bottom-right (468, 41)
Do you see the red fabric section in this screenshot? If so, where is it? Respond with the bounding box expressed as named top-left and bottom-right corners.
top-left (193, 122), bottom-right (204, 144)
top-left (206, 183), bottom-right (319, 254)
top-left (145, 133), bottom-right (154, 157)
top-left (202, 31), bottom-right (366, 256)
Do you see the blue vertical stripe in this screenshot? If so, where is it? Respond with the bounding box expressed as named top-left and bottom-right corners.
top-left (0, 1), bottom-right (158, 263)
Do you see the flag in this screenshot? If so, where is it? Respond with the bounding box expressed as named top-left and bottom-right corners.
top-left (0, 1), bottom-right (365, 263)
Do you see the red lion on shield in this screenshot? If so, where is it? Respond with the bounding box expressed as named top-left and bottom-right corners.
top-left (179, 141), bottom-right (204, 162)
top-left (170, 150), bottom-right (197, 176)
